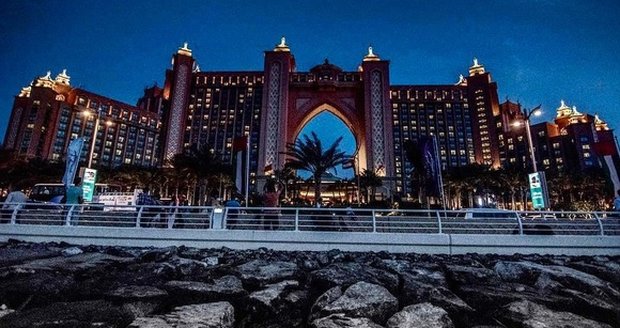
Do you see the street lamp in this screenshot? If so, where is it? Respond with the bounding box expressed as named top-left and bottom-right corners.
top-left (513, 105), bottom-right (542, 172)
top-left (83, 108), bottom-right (102, 168)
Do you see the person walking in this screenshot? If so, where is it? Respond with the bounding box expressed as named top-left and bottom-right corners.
top-left (136, 187), bottom-right (161, 227)
top-left (2, 184), bottom-right (27, 223)
top-left (262, 180), bottom-right (282, 230)
top-left (613, 189), bottom-right (620, 212)
top-left (224, 195), bottom-right (242, 229)
top-left (65, 177), bottom-right (84, 225)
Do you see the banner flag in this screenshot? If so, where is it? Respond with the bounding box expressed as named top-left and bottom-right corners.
top-left (233, 136), bottom-right (248, 194)
top-left (419, 135), bottom-right (442, 198)
top-left (62, 138), bottom-right (84, 187)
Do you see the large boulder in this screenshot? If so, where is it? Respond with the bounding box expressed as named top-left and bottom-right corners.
top-left (0, 300), bottom-right (134, 328)
top-left (498, 300), bottom-right (613, 328)
top-left (309, 262), bottom-right (399, 295)
top-left (400, 274), bottom-right (474, 316)
top-left (130, 301), bottom-right (234, 328)
top-left (444, 264), bottom-right (502, 286)
top-left (310, 313), bottom-right (384, 328)
top-left (494, 261), bottom-right (620, 300)
top-left (312, 281), bottom-right (398, 324)
top-left (105, 285), bottom-right (168, 317)
top-left (242, 280), bottom-right (308, 327)
top-left (235, 259), bottom-right (299, 288)
top-left (0, 242), bottom-right (62, 267)
top-left (163, 275), bottom-right (247, 306)
top-left (386, 302), bottom-right (455, 328)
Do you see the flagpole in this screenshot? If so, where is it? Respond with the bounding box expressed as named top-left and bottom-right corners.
top-left (432, 135), bottom-right (447, 210)
top-left (245, 136), bottom-right (250, 206)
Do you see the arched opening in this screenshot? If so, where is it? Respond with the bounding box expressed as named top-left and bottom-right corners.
top-left (289, 110), bottom-right (359, 205)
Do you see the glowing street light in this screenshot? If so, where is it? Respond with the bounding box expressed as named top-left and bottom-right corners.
top-left (513, 105), bottom-right (542, 172)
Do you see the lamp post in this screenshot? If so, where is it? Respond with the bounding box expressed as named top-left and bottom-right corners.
top-left (84, 108), bottom-right (102, 168)
top-left (515, 105), bottom-right (542, 172)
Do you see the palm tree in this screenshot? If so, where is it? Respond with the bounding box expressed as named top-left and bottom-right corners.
top-left (180, 145), bottom-right (232, 205)
top-left (282, 132), bottom-right (350, 205)
top-left (359, 169), bottom-right (383, 203)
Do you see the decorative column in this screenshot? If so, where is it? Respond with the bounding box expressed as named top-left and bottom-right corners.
top-left (162, 43), bottom-right (194, 163)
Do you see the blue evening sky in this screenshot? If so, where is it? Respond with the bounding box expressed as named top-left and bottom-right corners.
top-left (1, 0), bottom-right (618, 171)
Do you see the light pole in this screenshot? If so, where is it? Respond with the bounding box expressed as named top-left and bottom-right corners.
top-left (514, 105), bottom-right (542, 172)
top-left (84, 108), bottom-right (102, 168)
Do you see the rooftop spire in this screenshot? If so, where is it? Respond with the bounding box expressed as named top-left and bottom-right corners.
top-left (177, 42), bottom-right (192, 57)
top-left (468, 57), bottom-right (485, 76)
top-left (274, 36), bottom-right (290, 52)
top-left (55, 69), bottom-right (70, 85)
top-left (363, 45), bottom-right (380, 61)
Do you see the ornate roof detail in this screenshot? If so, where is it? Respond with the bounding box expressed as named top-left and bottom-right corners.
top-left (455, 74), bottom-right (467, 86)
top-left (177, 42), bottom-right (192, 57)
top-left (556, 99), bottom-right (572, 118)
top-left (468, 57), bottom-right (485, 76)
top-left (594, 114), bottom-right (609, 131)
top-left (55, 69), bottom-right (70, 85)
top-left (274, 36), bottom-right (290, 52)
top-left (363, 46), bottom-right (380, 61)
top-left (18, 85), bottom-right (31, 98)
top-left (34, 71), bottom-right (55, 88)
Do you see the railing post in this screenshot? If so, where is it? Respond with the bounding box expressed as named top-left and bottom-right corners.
top-left (436, 211), bottom-right (443, 234)
top-left (10, 205), bottom-right (20, 225)
top-left (136, 206), bottom-right (143, 228)
top-left (593, 212), bottom-right (605, 236)
top-left (65, 205), bottom-right (75, 226)
top-left (372, 210), bottom-right (377, 233)
top-left (294, 209), bottom-right (299, 231)
top-left (223, 207), bottom-right (229, 230)
top-left (517, 213), bottom-right (523, 235)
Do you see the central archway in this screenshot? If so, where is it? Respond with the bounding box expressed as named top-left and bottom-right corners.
top-left (288, 102), bottom-right (368, 175)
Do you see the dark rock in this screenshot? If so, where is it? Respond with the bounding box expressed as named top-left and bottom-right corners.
top-left (497, 300), bottom-right (613, 328)
top-left (0, 270), bottom-right (80, 309)
top-left (400, 273), bottom-right (474, 316)
top-left (310, 313), bottom-right (384, 328)
top-left (129, 301), bottom-right (234, 328)
top-left (235, 259), bottom-right (298, 288)
top-left (163, 275), bottom-right (247, 306)
top-left (242, 280), bottom-right (307, 327)
top-left (311, 281), bottom-right (398, 324)
top-left (309, 262), bottom-right (400, 295)
top-left (0, 304), bottom-right (14, 319)
top-left (138, 246), bottom-right (178, 262)
top-left (105, 285), bottom-right (168, 317)
top-left (386, 302), bottom-right (455, 328)
top-left (61, 246), bottom-right (83, 257)
top-left (0, 300), bottom-right (134, 328)
top-left (0, 242), bottom-right (62, 267)
top-left (444, 264), bottom-right (502, 286)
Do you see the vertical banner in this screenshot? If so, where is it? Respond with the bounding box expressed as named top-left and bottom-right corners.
top-left (232, 136), bottom-right (248, 195)
top-left (420, 136), bottom-right (442, 198)
top-left (528, 171), bottom-right (549, 209)
top-left (82, 168), bottom-right (97, 202)
top-left (62, 138), bottom-right (84, 187)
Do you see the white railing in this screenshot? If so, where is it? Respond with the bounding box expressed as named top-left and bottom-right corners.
top-left (1, 202), bottom-right (619, 236)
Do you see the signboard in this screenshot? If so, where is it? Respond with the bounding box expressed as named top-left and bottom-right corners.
top-left (528, 171), bottom-right (549, 209)
top-left (82, 168), bottom-right (97, 202)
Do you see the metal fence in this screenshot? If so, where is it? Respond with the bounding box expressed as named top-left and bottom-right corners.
top-left (1, 202), bottom-right (619, 236)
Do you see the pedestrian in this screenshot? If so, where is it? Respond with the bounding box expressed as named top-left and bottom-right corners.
top-left (2, 184), bottom-right (27, 223)
top-left (262, 180), bottom-right (282, 230)
top-left (65, 177), bottom-right (84, 225)
top-left (613, 189), bottom-right (620, 212)
top-left (224, 195), bottom-right (241, 229)
top-left (137, 187), bottom-right (161, 227)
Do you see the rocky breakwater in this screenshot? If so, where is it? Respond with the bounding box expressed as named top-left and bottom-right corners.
top-left (0, 239), bottom-right (618, 328)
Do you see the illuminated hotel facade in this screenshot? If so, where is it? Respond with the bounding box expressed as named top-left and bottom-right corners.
top-left (4, 40), bottom-right (618, 196)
